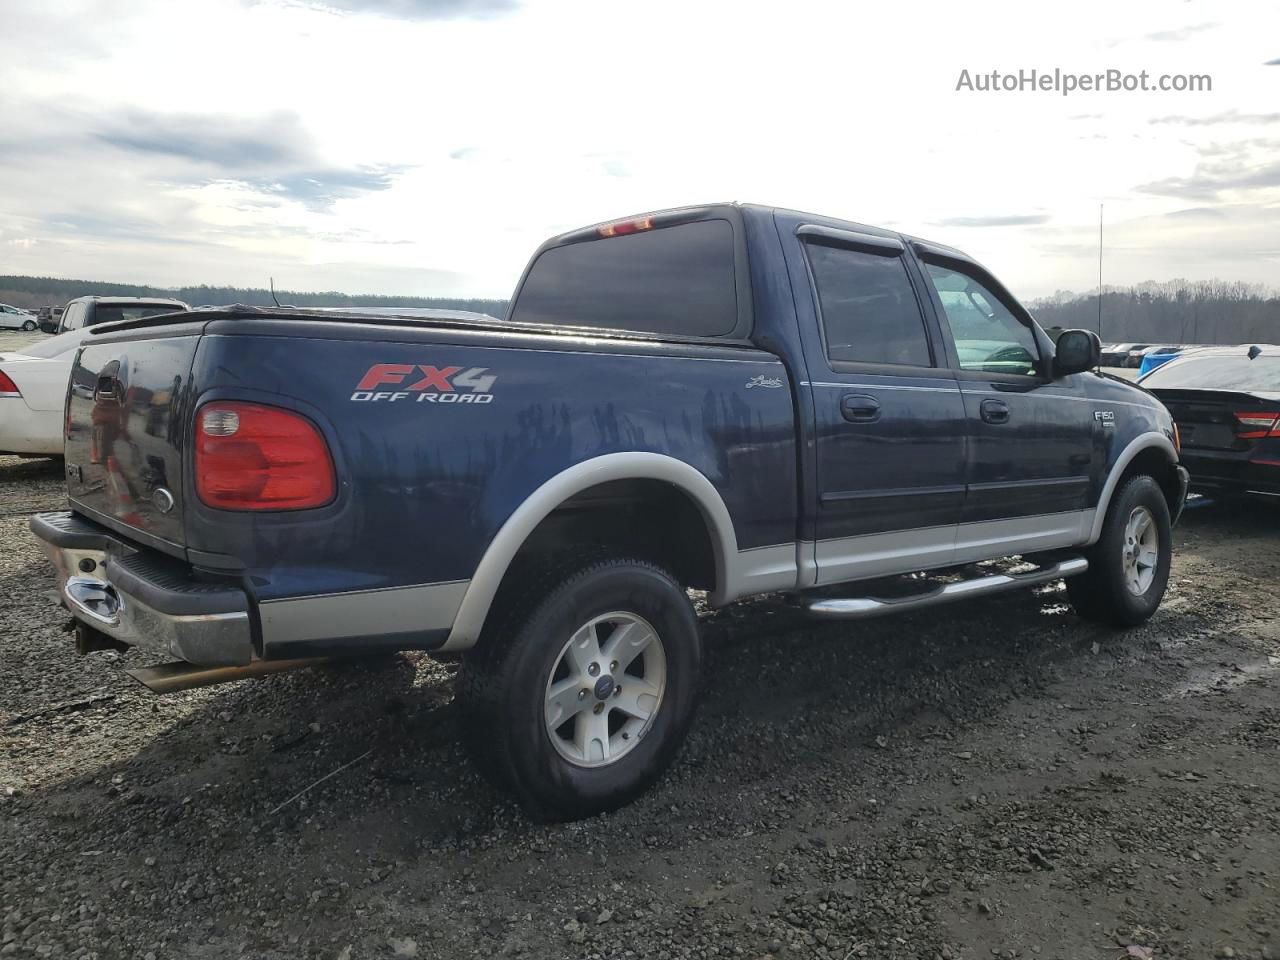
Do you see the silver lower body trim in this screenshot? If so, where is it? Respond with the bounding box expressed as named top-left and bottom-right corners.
top-left (812, 510), bottom-right (1095, 586)
top-left (725, 543), bottom-right (803, 601)
top-left (258, 580), bottom-right (469, 652)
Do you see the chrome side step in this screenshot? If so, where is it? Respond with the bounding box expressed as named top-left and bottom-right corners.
top-left (806, 556), bottom-right (1088, 621)
top-left (125, 657), bottom-right (328, 694)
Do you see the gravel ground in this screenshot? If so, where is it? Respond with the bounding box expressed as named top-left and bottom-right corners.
top-left (2, 452), bottom-right (1278, 960)
top-left (0, 330), bottom-right (51, 353)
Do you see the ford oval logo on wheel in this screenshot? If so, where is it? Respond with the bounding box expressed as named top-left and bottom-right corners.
top-left (151, 487), bottom-right (175, 514)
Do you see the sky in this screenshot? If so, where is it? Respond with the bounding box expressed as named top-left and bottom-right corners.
top-left (0, 0), bottom-right (1277, 303)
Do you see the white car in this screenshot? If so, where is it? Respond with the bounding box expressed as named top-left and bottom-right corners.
top-left (0, 303), bottom-right (38, 331)
top-left (0, 297), bottom-right (188, 456)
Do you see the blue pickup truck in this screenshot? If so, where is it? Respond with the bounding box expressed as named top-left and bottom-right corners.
top-left (32, 203), bottom-right (1188, 819)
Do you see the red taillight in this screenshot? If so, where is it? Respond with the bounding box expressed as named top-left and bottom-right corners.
top-left (0, 370), bottom-right (21, 398)
top-left (195, 402), bottom-right (335, 511)
top-left (1234, 411), bottom-right (1280, 439)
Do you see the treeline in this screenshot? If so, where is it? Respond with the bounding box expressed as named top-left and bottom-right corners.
top-left (1031, 280), bottom-right (1280, 345)
top-left (0, 275), bottom-right (509, 318)
top-left (5, 273), bottom-right (1277, 345)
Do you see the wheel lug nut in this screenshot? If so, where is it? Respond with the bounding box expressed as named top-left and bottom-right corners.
top-left (587, 663), bottom-right (600, 677)
top-left (578, 689), bottom-right (587, 700)
top-left (610, 661), bottom-right (618, 671)
top-left (614, 686), bottom-right (621, 696)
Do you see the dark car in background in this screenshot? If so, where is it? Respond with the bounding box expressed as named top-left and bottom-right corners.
top-left (1124, 344), bottom-right (1156, 368)
top-left (1100, 342), bottom-right (1141, 367)
top-left (1140, 345), bottom-right (1280, 503)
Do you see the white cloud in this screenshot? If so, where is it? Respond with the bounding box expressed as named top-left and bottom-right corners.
top-left (0, 0), bottom-right (1278, 299)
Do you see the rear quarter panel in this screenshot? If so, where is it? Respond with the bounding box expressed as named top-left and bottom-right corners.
top-left (185, 320), bottom-right (799, 611)
top-left (3, 353), bottom-right (76, 411)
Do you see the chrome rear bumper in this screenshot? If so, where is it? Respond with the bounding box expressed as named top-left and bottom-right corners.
top-left (30, 511), bottom-right (255, 667)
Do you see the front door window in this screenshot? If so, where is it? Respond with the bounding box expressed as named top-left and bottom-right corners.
top-left (925, 264), bottom-right (1040, 376)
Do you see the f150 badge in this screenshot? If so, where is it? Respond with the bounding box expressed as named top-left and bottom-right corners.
top-left (351, 363), bottom-right (496, 404)
top-left (1094, 409), bottom-right (1116, 425)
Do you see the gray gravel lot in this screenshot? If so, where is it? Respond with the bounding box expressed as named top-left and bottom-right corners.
top-left (3, 450), bottom-right (1279, 960)
top-left (0, 330), bottom-right (49, 353)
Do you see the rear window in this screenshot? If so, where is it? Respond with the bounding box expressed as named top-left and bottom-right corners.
top-left (510, 219), bottom-right (738, 337)
top-left (88, 304), bottom-right (186, 327)
top-left (1141, 353), bottom-right (1280, 391)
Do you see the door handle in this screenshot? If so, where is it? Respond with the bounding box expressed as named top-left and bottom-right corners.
top-left (980, 398), bottom-right (1010, 424)
top-left (841, 394), bottom-right (881, 423)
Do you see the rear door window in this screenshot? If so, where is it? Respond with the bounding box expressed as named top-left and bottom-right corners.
top-left (510, 219), bottom-right (738, 337)
top-left (804, 242), bottom-right (934, 368)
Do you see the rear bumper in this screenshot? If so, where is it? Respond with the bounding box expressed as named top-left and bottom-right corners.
top-left (1180, 450), bottom-right (1280, 500)
top-left (30, 511), bottom-right (256, 666)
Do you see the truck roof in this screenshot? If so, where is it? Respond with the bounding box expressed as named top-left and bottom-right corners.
top-left (68, 296), bottom-right (189, 306)
top-left (541, 201), bottom-right (975, 269)
top-left (546, 201), bottom-right (903, 244)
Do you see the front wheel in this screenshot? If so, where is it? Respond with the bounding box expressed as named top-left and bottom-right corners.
top-left (21, 320), bottom-right (36, 331)
top-left (1068, 474), bottom-right (1172, 626)
top-left (459, 557), bottom-right (702, 820)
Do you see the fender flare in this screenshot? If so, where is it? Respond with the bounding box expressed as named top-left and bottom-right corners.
top-left (440, 452), bottom-right (739, 651)
top-left (1087, 431), bottom-right (1178, 544)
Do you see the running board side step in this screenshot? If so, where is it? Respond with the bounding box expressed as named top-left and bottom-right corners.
top-left (125, 657), bottom-right (329, 694)
top-left (805, 556), bottom-right (1088, 620)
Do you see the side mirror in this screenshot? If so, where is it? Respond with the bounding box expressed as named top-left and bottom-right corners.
top-left (1054, 329), bottom-right (1101, 377)
top-left (38, 320), bottom-right (58, 334)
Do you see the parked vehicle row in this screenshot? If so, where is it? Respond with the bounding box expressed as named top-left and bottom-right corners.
top-left (1098, 342), bottom-right (1189, 371)
top-left (29, 202), bottom-right (1188, 819)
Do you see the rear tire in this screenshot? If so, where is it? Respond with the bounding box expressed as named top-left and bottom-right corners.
top-left (1068, 474), bottom-right (1172, 627)
top-left (458, 556), bottom-right (702, 820)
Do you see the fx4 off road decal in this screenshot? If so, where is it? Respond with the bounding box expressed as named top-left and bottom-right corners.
top-left (351, 363), bottom-right (497, 404)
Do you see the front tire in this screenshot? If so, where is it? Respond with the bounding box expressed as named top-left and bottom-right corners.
top-left (1068, 474), bottom-right (1172, 626)
top-left (21, 320), bottom-right (36, 331)
top-left (459, 557), bottom-right (702, 820)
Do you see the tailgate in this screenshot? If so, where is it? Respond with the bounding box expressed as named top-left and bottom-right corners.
top-left (64, 322), bottom-right (205, 552)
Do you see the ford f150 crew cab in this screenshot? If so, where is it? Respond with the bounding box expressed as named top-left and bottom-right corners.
top-left (32, 203), bottom-right (1189, 819)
